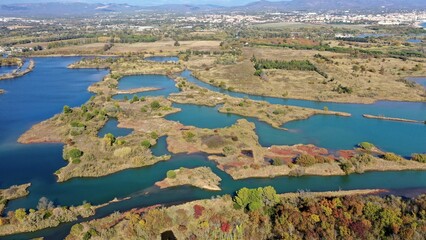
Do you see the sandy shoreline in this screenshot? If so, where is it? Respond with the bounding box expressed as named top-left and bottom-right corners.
top-left (0, 59), bottom-right (35, 81)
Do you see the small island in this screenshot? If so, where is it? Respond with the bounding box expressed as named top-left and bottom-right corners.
top-left (155, 167), bottom-right (222, 191)
top-left (0, 199), bottom-right (96, 236)
top-left (0, 59), bottom-right (35, 81)
top-left (363, 114), bottom-right (424, 124)
top-left (0, 183), bottom-right (31, 215)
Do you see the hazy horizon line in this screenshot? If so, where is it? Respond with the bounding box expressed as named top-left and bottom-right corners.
top-left (0, 0), bottom-right (289, 7)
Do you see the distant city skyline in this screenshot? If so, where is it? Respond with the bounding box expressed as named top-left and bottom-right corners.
top-left (0, 0), bottom-right (287, 7)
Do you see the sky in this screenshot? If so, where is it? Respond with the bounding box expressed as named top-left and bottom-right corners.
top-left (1, 0), bottom-right (287, 7)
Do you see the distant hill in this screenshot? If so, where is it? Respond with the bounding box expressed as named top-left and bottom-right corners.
top-left (0, 0), bottom-right (425, 17)
top-left (143, 4), bottom-right (225, 13)
top-left (235, 0), bottom-right (426, 12)
top-left (0, 2), bottom-right (141, 17)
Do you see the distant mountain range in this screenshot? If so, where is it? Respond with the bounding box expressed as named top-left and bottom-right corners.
top-left (236, 0), bottom-right (426, 12)
top-left (1, 0), bottom-right (425, 17)
top-left (0, 2), bottom-right (138, 17)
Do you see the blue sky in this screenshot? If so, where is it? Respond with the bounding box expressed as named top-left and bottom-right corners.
top-left (1, 0), bottom-right (286, 7)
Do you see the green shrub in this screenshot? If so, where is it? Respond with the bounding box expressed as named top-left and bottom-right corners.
top-left (70, 121), bottom-right (86, 128)
top-left (333, 84), bottom-right (353, 94)
top-left (72, 158), bottom-right (81, 164)
top-left (85, 112), bottom-right (95, 121)
top-left (350, 153), bottom-right (374, 165)
top-left (14, 208), bottom-right (26, 222)
top-left (167, 170), bottom-right (177, 179)
top-left (233, 186), bottom-right (279, 212)
top-left (141, 140), bottom-right (152, 149)
top-left (68, 148), bottom-right (83, 159)
top-left (254, 69), bottom-right (263, 76)
top-left (295, 154), bottom-right (331, 167)
top-left (295, 154), bottom-right (316, 167)
top-left (271, 158), bottom-right (284, 166)
top-left (339, 161), bottom-right (354, 175)
top-left (63, 105), bottom-right (72, 114)
top-left (82, 232), bottom-right (91, 240)
top-left (272, 109), bottom-right (285, 115)
top-left (104, 133), bottom-right (116, 146)
top-left (110, 73), bottom-right (122, 79)
top-left (150, 132), bottom-right (159, 139)
top-left (411, 154), bottom-right (426, 163)
top-left (130, 95), bottom-right (139, 103)
top-left (382, 152), bottom-right (403, 162)
top-left (183, 131), bottom-right (195, 142)
top-left (358, 142), bottom-right (375, 151)
top-left (70, 223), bottom-right (84, 236)
top-left (150, 101), bottom-right (161, 110)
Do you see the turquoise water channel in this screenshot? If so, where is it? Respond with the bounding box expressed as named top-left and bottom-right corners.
top-left (0, 57), bottom-right (425, 239)
top-left (145, 56), bottom-right (179, 63)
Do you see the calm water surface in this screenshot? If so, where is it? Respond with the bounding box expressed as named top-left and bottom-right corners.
top-left (113, 74), bottom-right (180, 99)
top-left (97, 118), bottom-right (133, 138)
top-left (145, 56), bottom-right (179, 62)
top-left (0, 65), bottom-right (17, 75)
top-left (409, 77), bottom-right (426, 88)
top-left (407, 39), bottom-right (422, 43)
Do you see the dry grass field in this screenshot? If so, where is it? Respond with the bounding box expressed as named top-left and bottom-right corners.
top-left (187, 46), bottom-right (426, 103)
top-left (109, 40), bottom-right (222, 55)
top-left (29, 40), bottom-right (222, 56)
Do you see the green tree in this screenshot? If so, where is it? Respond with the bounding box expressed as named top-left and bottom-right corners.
top-left (63, 105), bottom-right (72, 114)
top-left (296, 154), bottom-right (316, 167)
top-left (104, 133), bottom-right (116, 146)
top-left (358, 142), bottom-right (375, 151)
top-left (411, 153), bottom-right (426, 163)
top-left (130, 95), bottom-right (139, 103)
top-left (14, 208), bottom-right (26, 222)
top-left (150, 101), bottom-right (161, 110)
top-left (233, 186), bottom-right (279, 212)
top-left (150, 132), bottom-right (159, 139)
top-left (68, 148), bottom-right (83, 159)
top-left (382, 152), bottom-right (403, 162)
top-left (166, 170), bottom-right (176, 179)
top-left (141, 140), bottom-right (151, 149)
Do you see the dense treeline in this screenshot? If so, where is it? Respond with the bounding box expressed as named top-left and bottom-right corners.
top-left (116, 34), bottom-right (158, 43)
top-left (3, 34), bottom-right (99, 47)
top-left (252, 42), bottom-right (425, 58)
top-left (66, 187), bottom-right (426, 240)
top-left (47, 38), bottom-right (98, 49)
top-left (253, 59), bottom-right (317, 71)
top-left (252, 57), bottom-right (328, 78)
top-left (336, 37), bottom-right (369, 42)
